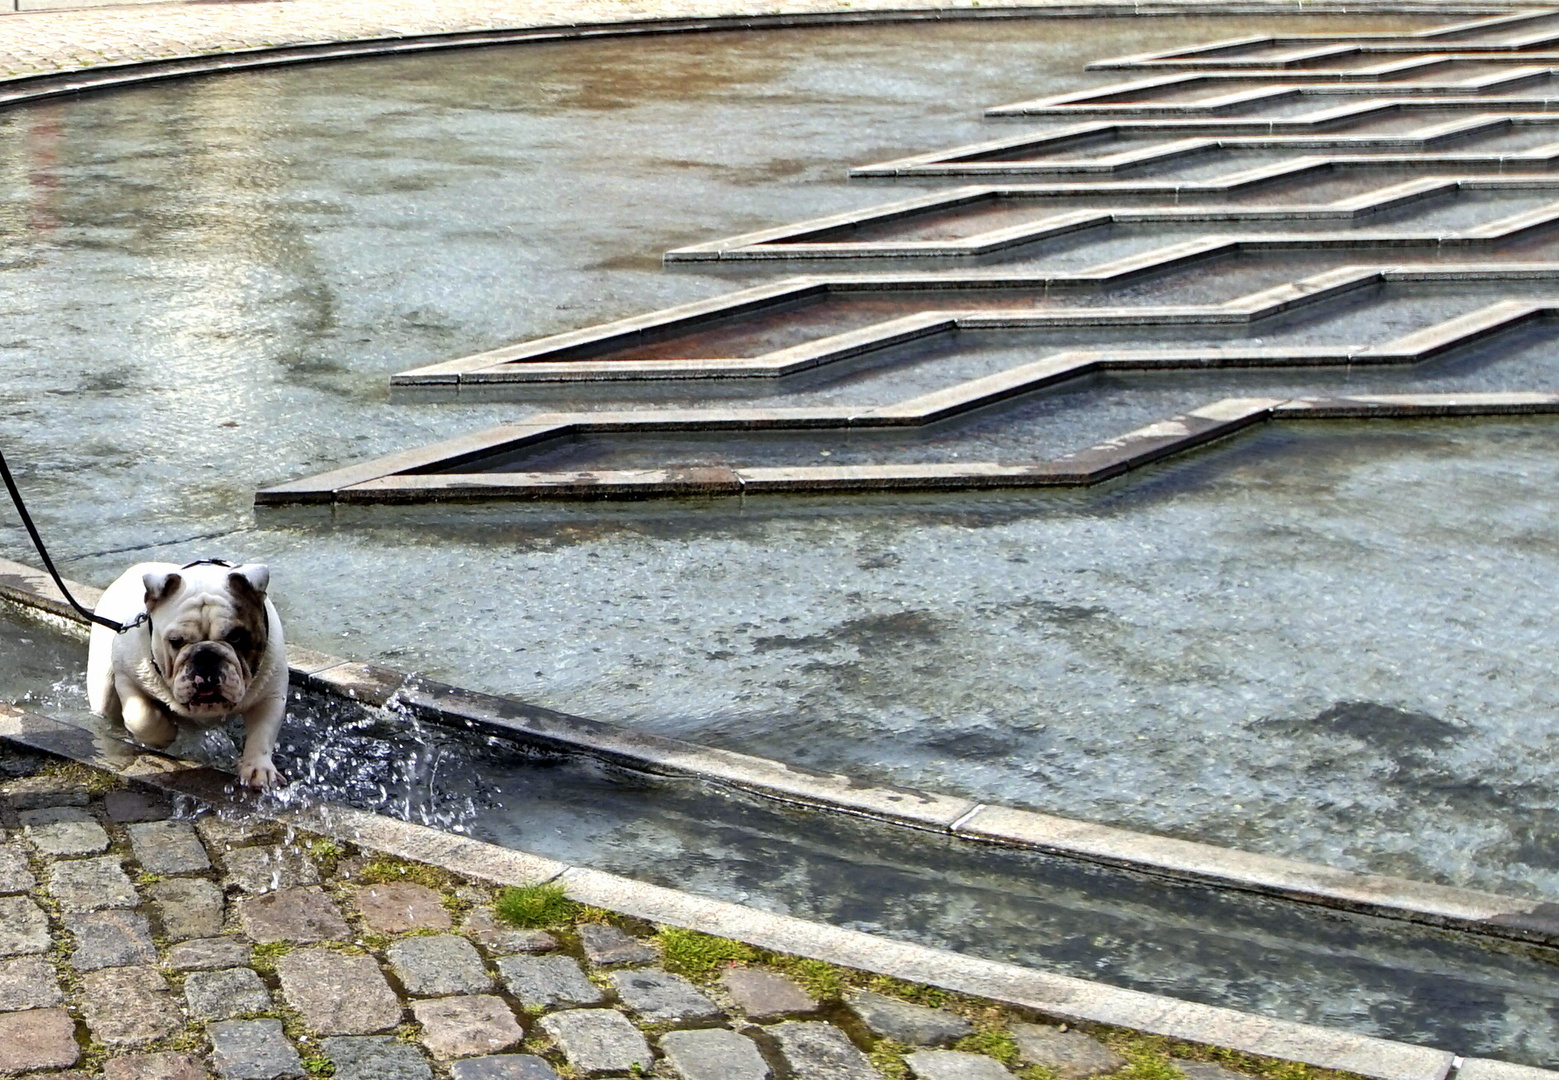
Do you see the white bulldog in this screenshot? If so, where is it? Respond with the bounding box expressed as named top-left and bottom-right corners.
top-left (86, 560), bottom-right (288, 788)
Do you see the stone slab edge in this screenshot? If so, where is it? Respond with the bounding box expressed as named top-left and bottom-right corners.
top-left (0, 701), bottom-right (1517, 1080)
top-left (5, 551), bottom-right (1559, 946)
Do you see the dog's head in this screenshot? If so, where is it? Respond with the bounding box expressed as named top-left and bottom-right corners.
top-left (143, 564), bottom-right (271, 720)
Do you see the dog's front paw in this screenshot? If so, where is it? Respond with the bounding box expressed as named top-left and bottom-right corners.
top-left (237, 756), bottom-right (284, 789)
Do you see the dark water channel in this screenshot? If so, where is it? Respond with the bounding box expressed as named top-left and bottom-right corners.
top-left (8, 11), bottom-right (1559, 1062)
top-left (6, 607), bottom-right (1559, 1066)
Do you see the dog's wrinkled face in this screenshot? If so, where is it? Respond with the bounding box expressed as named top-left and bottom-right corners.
top-left (144, 565), bottom-right (270, 721)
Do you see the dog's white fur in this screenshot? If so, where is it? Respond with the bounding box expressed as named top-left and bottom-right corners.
top-left (87, 561), bottom-right (288, 788)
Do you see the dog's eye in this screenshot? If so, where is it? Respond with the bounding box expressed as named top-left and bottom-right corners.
top-left (166, 635), bottom-right (185, 650)
top-left (225, 629), bottom-right (251, 648)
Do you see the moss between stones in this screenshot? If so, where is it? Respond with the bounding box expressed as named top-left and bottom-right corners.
top-left (656, 927), bottom-right (758, 976)
top-left (494, 882), bottom-right (577, 929)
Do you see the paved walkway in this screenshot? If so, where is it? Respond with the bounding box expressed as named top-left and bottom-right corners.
top-left (0, 745), bottom-right (1266, 1080)
top-left (0, 0), bottom-right (1526, 80)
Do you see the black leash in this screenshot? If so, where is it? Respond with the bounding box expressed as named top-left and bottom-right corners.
top-left (0, 445), bottom-right (133, 633)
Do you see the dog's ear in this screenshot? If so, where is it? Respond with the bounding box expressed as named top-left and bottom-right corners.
top-left (142, 571), bottom-right (183, 609)
top-left (228, 565), bottom-right (270, 599)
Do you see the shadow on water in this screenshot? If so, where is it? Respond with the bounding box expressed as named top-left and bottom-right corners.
top-left (5, 603), bottom-right (1559, 1065)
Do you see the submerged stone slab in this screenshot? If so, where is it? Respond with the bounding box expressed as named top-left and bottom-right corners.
top-left (356, 882), bottom-right (452, 933)
top-left (660, 1027), bottom-right (773, 1080)
top-left (720, 968), bottom-right (817, 1019)
top-left (0, 954), bottom-right (61, 1011)
top-left (185, 966), bottom-right (272, 1021)
top-left (906, 1050), bottom-right (1017, 1079)
top-left (67, 909), bottom-right (159, 969)
top-left (321, 1036), bottom-right (433, 1080)
top-left (847, 989), bottom-right (973, 1046)
top-left (103, 789), bottom-right (174, 823)
top-left (449, 1056), bottom-right (561, 1080)
top-left (0, 897), bottom-right (50, 955)
top-left (80, 966), bottom-right (182, 1047)
top-left (209, 1019), bottom-right (304, 1080)
top-left (609, 967), bottom-right (723, 1023)
top-left (768, 1021), bottom-right (876, 1080)
top-left (387, 933), bottom-right (493, 996)
top-left (1011, 1025), bottom-right (1127, 1078)
top-left (166, 936), bottom-right (253, 972)
top-left (238, 886), bottom-right (350, 943)
top-left (0, 1008), bottom-right (79, 1071)
top-left (129, 820), bottom-right (211, 875)
top-left (1, 774), bottom-right (89, 810)
top-left (150, 877), bottom-right (226, 941)
top-left (49, 855), bottom-right (138, 911)
top-left (538, 1009), bottom-right (652, 1077)
top-left (495, 954), bottom-right (602, 1010)
top-left (277, 947), bottom-right (402, 1035)
top-left (411, 994), bottom-right (524, 1059)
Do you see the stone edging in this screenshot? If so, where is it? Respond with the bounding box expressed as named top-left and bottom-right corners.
top-left (1, 700), bottom-right (1544, 1080)
top-left (6, 554), bottom-right (1559, 955)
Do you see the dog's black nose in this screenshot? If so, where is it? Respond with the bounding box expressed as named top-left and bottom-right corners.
top-left (190, 646), bottom-right (224, 677)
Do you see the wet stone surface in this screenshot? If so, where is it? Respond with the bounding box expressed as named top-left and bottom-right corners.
top-left (578, 922), bottom-right (657, 966)
top-left (22, 805), bottom-right (110, 855)
top-left (1012, 1024), bottom-right (1129, 1077)
top-left (660, 1027), bottom-right (773, 1080)
top-left (609, 966), bottom-right (724, 1023)
top-left (849, 987), bottom-right (976, 1046)
top-left (322, 1036), bottom-right (433, 1080)
top-left (769, 1020), bottom-right (879, 1080)
top-left (356, 882), bottom-right (452, 933)
top-left (387, 933), bottom-right (493, 996)
top-left (150, 878), bottom-right (227, 941)
top-left (128, 820), bottom-right (211, 875)
top-left (238, 886), bottom-right (351, 943)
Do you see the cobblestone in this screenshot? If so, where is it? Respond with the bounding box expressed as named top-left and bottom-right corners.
top-left (128, 820), bottom-right (211, 874)
top-left (49, 854), bottom-right (138, 911)
top-left (0, 896), bottom-right (51, 955)
top-left (277, 946), bottom-right (403, 1034)
top-left (166, 936), bottom-right (253, 971)
top-left (1, 774), bottom-right (90, 810)
top-left (356, 882), bottom-right (452, 933)
top-left (79, 966), bottom-right (183, 1047)
top-left (0, 1007), bottom-right (80, 1071)
top-left (495, 954), bottom-right (603, 1010)
top-left (721, 968), bottom-right (817, 1019)
top-left (224, 845), bottom-right (320, 894)
top-left (22, 805), bottom-right (110, 855)
top-left (538, 1008), bottom-right (653, 1076)
top-left (411, 994), bottom-right (525, 1059)
top-left (577, 922), bottom-right (656, 966)
top-left (848, 988), bottom-right (974, 1046)
top-left (769, 1020), bottom-right (878, 1080)
top-left (463, 910), bottom-right (554, 955)
top-left (1012, 1025), bottom-right (1128, 1078)
top-left (0, 842), bottom-right (35, 892)
top-left (67, 909), bottom-right (159, 969)
top-left (609, 966), bottom-right (723, 1024)
top-left (387, 933), bottom-right (493, 995)
top-left (185, 966), bottom-right (272, 1020)
top-left (150, 877), bottom-right (227, 941)
top-left (660, 1027), bottom-right (773, 1080)
top-left (0, 954), bottom-right (62, 1010)
top-left (102, 790), bottom-right (174, 824)
top-left (103, 1052), bottom-right (212, 1080)
top-left (907, 1049), bottom-right (1018, 1079)
top-left (209, 1018), bottom-right (305, 1080)
top-left (238, 885), bottom-right (350, 943)
top-left (449, 1057), bottom-right (561, 1080)
top-left (321, 1036), bottom-right (433, 1080)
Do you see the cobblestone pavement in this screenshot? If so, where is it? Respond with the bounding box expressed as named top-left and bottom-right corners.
top-left (0, 746), bottom-right (1295, 1080)
top-left (0, 0), bottom-right (1053, 79)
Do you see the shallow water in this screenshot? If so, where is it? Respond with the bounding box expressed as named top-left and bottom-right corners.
top-left (10, 12), bottom-right (1559, 1059)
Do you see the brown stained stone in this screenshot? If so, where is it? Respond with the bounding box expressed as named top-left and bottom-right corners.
top-left (238, 886), bottom-right (350, 944)
top-left (0, 954), bottom-right (62, 1011)
top-left (0, 1007), bottom-right (79, 1071)
top-left (104, 1053), bottom-right (213, 1080)
top-left (356, 882), bottom-right (452, 933)
top-left (576, 923), bottom-right (655, 966)
top-left (411, 995), bottom-right (525, 1059)
top-left (720, 968), bottom-right (817, 1020)
top-left (276, 947), bottom-right (402, 1036)
top-left (149, 877), bottom-right (226, 941)
top-left (166, 937), bottom-right (254, 972)
top-left (79, 966), bottom-right (182, 1047)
